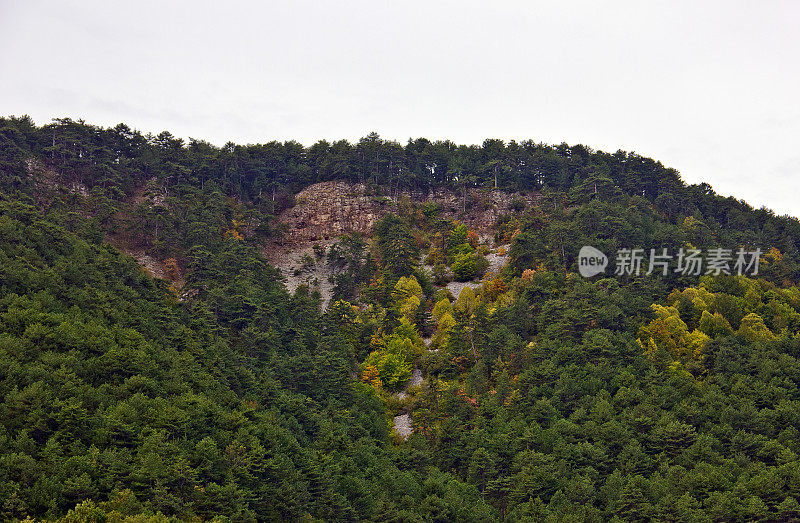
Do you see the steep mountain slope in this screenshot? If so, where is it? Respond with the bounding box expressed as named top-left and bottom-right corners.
top-left (3, 116), bottom-right (800, 520)
top-left (0, 197), bottom-right (493, 520)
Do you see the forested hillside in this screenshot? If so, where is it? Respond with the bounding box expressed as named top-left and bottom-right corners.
top-left (3, 115), bottom-right (800, 521)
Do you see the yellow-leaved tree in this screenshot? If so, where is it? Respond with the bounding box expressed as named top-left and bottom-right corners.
top-left (432, 298), bottom-right (455, 347)
top-left (737, 313), bottom-right (775, 342)
top-left (637, 304), bottom-right (710, 375)
top-left (393, 275), bottom-right (423, 322)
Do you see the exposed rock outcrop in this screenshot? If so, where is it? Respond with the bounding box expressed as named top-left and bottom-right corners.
top-left (277, 181), bottom-right (394, 244)
top-left (274, 180), bottom-right (537, 247)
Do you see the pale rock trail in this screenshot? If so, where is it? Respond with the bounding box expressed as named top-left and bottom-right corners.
top-left (392, 368), bottom-right (424, 439)
top-left (409, 368), bottom-right (423, 387)
top-left (393, 413), bottom-right (413, 438)
top-left (485, 250), bottom-right (509, 274)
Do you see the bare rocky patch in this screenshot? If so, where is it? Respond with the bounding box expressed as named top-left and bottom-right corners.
top-left (262, 240), bottom-right (338, 310)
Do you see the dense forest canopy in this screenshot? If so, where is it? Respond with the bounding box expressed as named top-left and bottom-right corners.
top-left (2, 115), bottom-right (800, 521)
top-left (3, 115), bottom-right (798, 261)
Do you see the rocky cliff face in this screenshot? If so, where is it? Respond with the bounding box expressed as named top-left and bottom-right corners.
top-left (263, 180), bottom-right (530, 310)
top-left (277, 181), bottom-right (394, 244)
top-left (275, 180), bottom-right (537, 246)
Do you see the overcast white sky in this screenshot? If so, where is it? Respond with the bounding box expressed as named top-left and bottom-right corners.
top-left (2, 1), bottom-right (798, 216)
